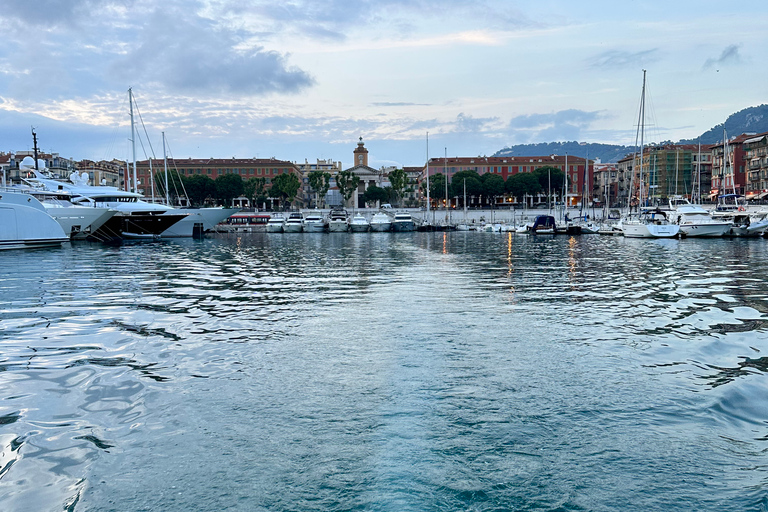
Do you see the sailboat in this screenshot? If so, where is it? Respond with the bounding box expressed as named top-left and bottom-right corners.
top-left (455, 178), bottom-right (471, 230)
top-left (620, 71), bottom-right (680, 239)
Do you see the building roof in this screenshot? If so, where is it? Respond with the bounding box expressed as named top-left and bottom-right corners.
top-left (135, 157), bottom-right (295, 166)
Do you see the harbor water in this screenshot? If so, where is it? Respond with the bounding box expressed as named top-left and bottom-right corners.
top-left (2, 232), bottom-right (768, 511)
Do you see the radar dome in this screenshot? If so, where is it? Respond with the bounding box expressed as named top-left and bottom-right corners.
top-left (20, 156), bottom-right (35, 169)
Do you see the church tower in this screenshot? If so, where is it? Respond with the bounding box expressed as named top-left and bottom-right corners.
top-left (353, 137), bottom-right (368, 167)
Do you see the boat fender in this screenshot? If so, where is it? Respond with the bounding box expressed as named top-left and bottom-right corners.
top-left (739, 206), bottom-right (746, 211)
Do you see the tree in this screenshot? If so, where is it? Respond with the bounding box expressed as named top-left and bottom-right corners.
top-left (362, 185), bottom-right (389, 206)
top-left (308, 171), bottom-right (331, 208)
top-left (270, 172), bottom-right (302, 208)
top-left (428, 172), bottom-right (447, 204)
top-left (449, 170), bottom-right (483, 206)
top-left (506, 172), bottom-right (541, 201)
top-left (532, 166), bottom-right (564, 195)
top-left (244, 177), bottom-right (267, 209)
top-left (215, 174), bottom-right (244, 207)
top-left (387, 168), bottom-right (408, 207)
top-left (335, 170), bottom-right (360, 207)
top-left (481, 173), bottom-right (505, 206)
top-left (186, 175), bottom-right (216, 206)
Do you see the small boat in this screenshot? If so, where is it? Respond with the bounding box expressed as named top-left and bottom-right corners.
top-left (266, 213), bottom-right (286, 233)
top-left (303, 212), bottom-right (326, 232)
top-left (370, 211), bottom-right (392, 232)
top-left (328, 208), bottom-right (350, 232)
top-left (0, 190), bottom-right (70, 250)
top-left (530, 215), bottom-right (557, 234)
top-left (283, 212), bottom-right (304, 233)
top-left (349, 213), bottom-right (370, 232)
top-left (392, 211), bottom-right (415, 232)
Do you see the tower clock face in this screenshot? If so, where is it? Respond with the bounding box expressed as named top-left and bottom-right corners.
top-left (358, 155), bottom-right (363, 163)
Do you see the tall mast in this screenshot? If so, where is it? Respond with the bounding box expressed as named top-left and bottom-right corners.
top-left (564, 152), bottom-right (568, 215)
top-left (425, 132), bottom-right (430, 217)
top-left (444, 147), bottom-right (449, 223)
top-left (697, 138), bottom-right (702, 204)
top-left (638, 70), bottom-right (646, 208)
top-left (32, 128), bottom-right (40, 171)
top-left (129, 88), bottom-right (137, 193)
top-left (163, 132), bottom-right (170, 205)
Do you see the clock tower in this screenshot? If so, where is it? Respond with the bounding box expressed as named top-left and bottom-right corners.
top-left (353, 137), bottom-right (368, 167)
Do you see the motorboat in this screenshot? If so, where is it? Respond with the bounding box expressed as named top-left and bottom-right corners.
top-left (328, 208), bottom-right (350, 232)
top-left (27, 169), bottom-right (189, 240)
top-left (530, 215), bottom-right (556, 234)
top-left (349, 213), bottom-right (370, 232)
top-left (9, 184), bottom-right (117, 240)
top-left (369, 211), bottom-right (392, 232)
top-left (391, 211), bottom-right (415, 232)
top-left (0, 190), bottom-right (70, 250)
top-left (283, 212), bottom-right (304, 233)
top-left (303, 211), bottom-right (326, 232)
top-left (711, 194), bottom-right (768, 236)
top-left (670, 204), bottom-right (731, 237)
top-left (266, 214), bottom-right (286, 233)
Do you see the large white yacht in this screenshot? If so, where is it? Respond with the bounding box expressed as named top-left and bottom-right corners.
top-left (0, 190), bottom-right (70, 250)
top-left (668, 204), bottom-right (731, 237)
top-left (266, 214), bottom-right (286, 233)
top-left (27, 169), bottom-right (237, 239)
top-left (303, 211), bottom-right (326, 232)
top-left (349, 213), bottom-right (370, 232)
top-left (369, 211), bottom-right (392, 232)
top-left (283, 212), bottom-right (304, 233)
top-left (391, 211), bottom-right (415, 232)
top-left (328, 209), bottom-right (349, 232)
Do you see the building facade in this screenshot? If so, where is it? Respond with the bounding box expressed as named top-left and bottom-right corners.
top-left (743, 132), bottom-right (768, 200)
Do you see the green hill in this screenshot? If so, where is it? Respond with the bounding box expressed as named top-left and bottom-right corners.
top-left (494, 104), bottom-right (768, 163)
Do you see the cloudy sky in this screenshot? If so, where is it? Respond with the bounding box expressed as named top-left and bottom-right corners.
top-left (1, 0), bottom-right (765, 169)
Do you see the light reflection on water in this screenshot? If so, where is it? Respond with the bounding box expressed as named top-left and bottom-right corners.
top-left (2, 233), bottom-right (768, 510)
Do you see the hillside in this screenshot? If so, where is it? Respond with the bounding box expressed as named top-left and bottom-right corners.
top-left (494, 104), bottom-right (768, 163)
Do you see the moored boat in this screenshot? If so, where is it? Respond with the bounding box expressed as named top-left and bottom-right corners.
top-left (349, 213), bottom-right (370, 232)
top-left (266, 213), bottom-right (286, 233)
top-left (283, 212), bottom-right (304, 233)
top-left (391, 211), bottom-right (415, 232)
top-left (303, 212), bottom-right (326, 232)
top-left (369, 211), bottom-right (392, 232)
top-left (328, 208), bottom-right (350, 232)
top-left (0, 190), bottom-right (70, 250)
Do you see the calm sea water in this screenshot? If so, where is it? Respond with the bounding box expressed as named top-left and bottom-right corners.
top-left (2, 232), bottom-right (768, 511)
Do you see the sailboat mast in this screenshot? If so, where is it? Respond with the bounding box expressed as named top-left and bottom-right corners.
top-left (638, 70), bottom-right (646, 208)
top-left (444, 147), bottom-right (449, 223)
top-left (697, 138), bottom-right (702, 204)
top-left (564, 152), bottom-right (568, 215)
top-left (426, 132), bottom-right (430, 218)
top-left (129, 88), bottom-right (137, 194)
top-left (163, 132), bottom-right (170, 205)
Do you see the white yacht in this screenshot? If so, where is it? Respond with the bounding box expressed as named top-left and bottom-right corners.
top-left (391, 211), bottom-right (415, 232)
top-left (369, 211), bottom-right (392, 232)
top-left (283, 212), bottom-right (304, 233)
top-left (27, 169), bottom-right (237, 239)
top-left (327, 209), bottom-right (349, 232)
top-left (349, 213), bottom-right (370, 232)
top-left (303, 212), bottom-right (326, 232)
top-left (710, 194), bottom-right (768, 236)
top-left (266, 214), bottom-right (286, 233)
top-left (670, 204), bottom-right (731, 237)
top-left (0, 190), bottom-right (70, 250)
top-left (9, 184), bottom-right (117, 240)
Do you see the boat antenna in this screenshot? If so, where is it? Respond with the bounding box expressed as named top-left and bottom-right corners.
top-left (31, 127), bottom-right (40, 171)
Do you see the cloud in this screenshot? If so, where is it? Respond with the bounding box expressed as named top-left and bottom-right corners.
top-left (371, 102), bottom-right (432, 107)
top-left (0, 0), bottom-right (125, 25)
top-left (507, 109), bottom-right (602, 143)
top-left (455, 112), bottom-right (499, 132)
top-left (588, 49), bottom-right (660, 69)
top-left (113, 7), bottom-right (314, 96)
top-left (703, 44), bottom-right (742, 69)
